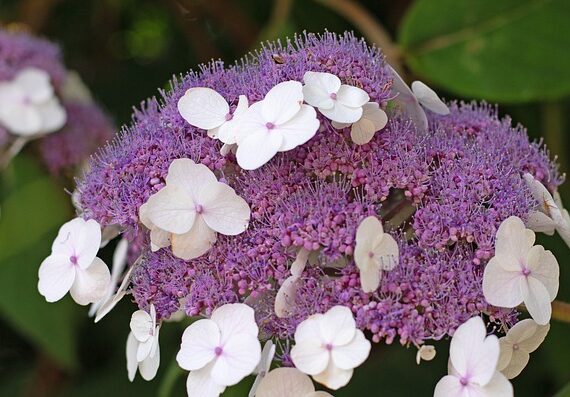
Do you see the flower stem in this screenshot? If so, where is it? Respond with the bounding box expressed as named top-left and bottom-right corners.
top-left (158, 358), bottom-right (184, 397)
top-left (552, 300), bottom-right (570, 323)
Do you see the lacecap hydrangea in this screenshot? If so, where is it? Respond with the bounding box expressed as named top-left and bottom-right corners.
top-left (41, 32), bottom-right (565, 396)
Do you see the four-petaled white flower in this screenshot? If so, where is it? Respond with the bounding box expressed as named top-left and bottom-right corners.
top-left (255, 368), bottom-right (333, 397)
top-left (523, 173), bottom-right (570, 246)
top-left (354, 216), bottom-right (399, 293)
top-left (177, 87), bottom-right (249, 145)
top-left (302, 71), bottom-right (369, 124)
top-left (434, 317), bottom-right (513, 397)
top-left (126, 303), bottom-right (161, 381)
top-left (176, 303), bottom-right (262, 397)
top-left (416, 345), bottom-right (436, 365)
top-left (290, 305), bottom-right (371, 390)
top-left (482, 216), bottom-right (559, 325)
top-left (497, 319), bottom-right (550, 379)
top-left (332, 102), bottom-right (388, 145)
top-left (0, 67), bottom-right (66, 136)
top-left (38, 217), bottom-right (111, 305)
top-left (89, 237), bottom-right (129, 317)
top-left (235, 81), bottom-right (319, 170)
top-left (139, 158), bottom-right (251, 260)
top-left (388, 66), bottom-right (449, 132)
top-left (249, 340), bottom-right (276, 397)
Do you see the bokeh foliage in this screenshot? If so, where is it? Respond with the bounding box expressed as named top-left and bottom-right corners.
top-left (0, 0), bottom-right (568, 396)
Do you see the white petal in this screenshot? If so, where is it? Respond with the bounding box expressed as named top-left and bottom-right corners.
top-left (150, 227), bottom-right (171, 251)
top-left (126, 332), bottom-right (139, 382)
top-left (350, 103), bottom-right (387, 145)
top-left (312, 361), bottom-right (353, 390)
top-left (276, 104), bottom-right (319, 152)
top-left (320, 102), bottom-right (363, 124)
top-left (217, 96), bottom-right (249, 145)
top-left (336, 85), bottom-right (369, 108)
top-left (330, 329), bottom-right (371, 370)
top-left (37, 254), bottom-right (75, 302)
top-left (274, 275), bottom-right (301, 318)
top-left (14, 67), bottom-right (53, 102)
top-left (165, 158), bottom-right (218, 199)
top-left (235, 130), bottom-right (283, 170)
top-left (36, 97), bottom-right (67, 133)
top-left (411, 81), bottom-right (449, 115)
top-left (261, 81), bottom-right (303, 125)
top-left (520, 277), bottom-right (552, 325)
top-left (0, 100), bottom-right (42, 135)
top-left (94, 265), bottom-right (134, 322)
top-left (211, 303), bottom-right (258, 342)
top-left (177, 319), bottom-right (220, 371)
top-left (171, 216), bottom-right (217, 260)
top-left (291, 248), bottom-right (310, 277)
top-left (111, 238), bottom-right (129, 282)
top-left (186, 365), bottom-right (227, 397)
top-left (517, 322), bottom-right (550, 352)
top-left (290, 339), bottom-right (329, 376)
top-left (500, 347), bottom-right (529, 379)
top-left (356, 216), bottom-right (384, 244)
top-left (70, 257), bottom-right (111, 305)
top-left (481, 371), bottom-right (513, 397)
top-left (51, 218), bottom-right (100, 267)
top-left (210, 333), bottom-right (261, 386)
top-left (320, 306), bottom-right (357, 346)
top-left (302, 71), bottom-right (340, 109)
top-left (143, 185), bottom-right (196, 234)
top-left (254, 340), bottom-right (275, 375)
top-left (387, 65), bottom-right (428, 132)
top-left (526, 211), bottom-right (557, 235)
top-left (139, 341), bottom-right (160, 381)
top-left (199, 183), bottom-right (250, 235)
top-left (255, 368), bottom-right (315, 397)
top-left (331, 120), bottom-right (350, 129)
top-left (177, 87), bottom-right (229, 130)
top-left (416, 345), bottom-right (436, 364)
top-left (526, 246), bottom-right (559, 300)
top-left (495, 216), bottom-right (535, 258)
top-left (373, 234), bottom-right (399, 271)
top-left (433, 375), bottom-right (465, 397)
top-left (482, 256), bottom-right (524, 308)
top-left (130, 309), bottom-right (153, 343)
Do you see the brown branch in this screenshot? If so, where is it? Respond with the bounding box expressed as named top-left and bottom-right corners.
top-left (552, 300), bottom-right (570, 324)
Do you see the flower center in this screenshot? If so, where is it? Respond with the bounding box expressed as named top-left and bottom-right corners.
top-left (195, 204), bottom-right (204, 214)
top-left (368, 251), bottom-right (375, 258)
top-left (265, 122), bottom-right (275, 130)
top-left (513, 343), bottom-right (519, 351)
top-left (70, 255), bottom-right (78, 265)
top-left (460, 376), bottom-right (469, 386)
top-left (325, 343), bottom-right (333, 351)
top-left (521, 267), bottom-right (531, 277)
top-left (214, 346), bottom-right (223, 356)
top-left (329, 92), bottom-right (337, 100)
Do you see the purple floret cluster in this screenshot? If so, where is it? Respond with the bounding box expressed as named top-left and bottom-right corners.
top-left (76, 32), bottom-right (562, 350)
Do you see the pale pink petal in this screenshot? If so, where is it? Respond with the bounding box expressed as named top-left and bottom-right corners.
top-left (302, 71), bottom-right (340, 109)
top-left (37, 254), bottom-right (75, 302)
top-left (482, 257), bottom-right (523, 308)
top-left (69, 257), bottom-right (110, 305)
top-left (211, 333), bottom-right (261, 386)
top-left (336, 85), bottom-right (369, 108)
top-left (320, 102), bottom-right (362, 124)
top-left (520, 277), bottom-right (552, 325)
top-left (526, 246), bottom-right (559, 300)
top-left (177, 87), bottom-right (229, 130)
top-left (235, 130), bottom-right (283, 170)
top-left (139, 342), bottom-right (160, 381)
top-left (468, 334), bottom-right (500, 386)
top-left (165, 158), bottom-right (218, 199)
top-left (495, 217), bottom-right (535, 258)
top-left (186, 365), bottom-right (226, 397)
top-left (294, 313), bottom-right (324, 344)
top-left (481, 372), bottom-right (513, 397)
top-left (255, 368), bottom-right (315, 397)
top-left (199, 183), bottom-right (251, 235)
top-left (330, 330), bottom-right (371, 370)
top-left (276, 105), bottom-right (319, 151)
top-left (319, 306), bottom-right (357, 346)
top-left (517, 323), bottom-right (550, 352)
top-left (411, 81), bottom-right (450, 115)
top-left (211, 303), bottom-right (258, 342)
top-left (312, 361), bottom-right (353, 390)
top-left (261, 81), bottom-right (303, 125)
top-left (449, 317), bottom-right (488, 379)
top-left (51, 218), bottom-right (86, 258)
top-left (433, 375), bottom-right (467, 397)
top-left (126, 332), bottom-right (138, 382)
top-left (500, 348), bottom-right (529, 379)
top-left (171, 216), bottom-right (217, 260)
top-left (144, 185), bottom-right (196, 234)
top-left (74, 219), bottom-right (102, 269)
top-left (290, 340), bottom-right (329, 375)
top-left (177, 319), bottom-right (220, 371)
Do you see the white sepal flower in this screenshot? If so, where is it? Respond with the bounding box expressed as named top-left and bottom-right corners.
top-left (126, 304), bottom-right (161, 381)
top-left (416, 345), bottom-right (436, 365)
top-left (482, 216), bottom-right (559, 325)
top-left (497, 319), bottom-right (550, 379)
top-left (302, 71), bottom-right (369, 123)
top-left (275, 248), bottom-right (310, 318)
top-left (139, 158), bottom-right (251, 260)
top-left (410, 81), bottom-right (450, 115)
top-left (178, 87), bottom-right (249, 144)
top-left (0, 67), bottom-right (66, 136)
top-left (255, 367), bottom-right (334, 397)
top-left (434, 317), bottom-right (513, 397)
top-left (249, 340), bottom-right (276, 397)
top-left (176, 303), bottom-right (262, 397)
top-left (235, 81), bottom-right (319, 170)
top-left (89, 237), bottom-right (129, 317)
top-left (38, 217), bottom-right (111, 305)
top-left (332, 102), bottom-right (388, 145)
top-left (290, 305), bottom-right (371, 390)
top-left (354, 216), bottom-right (399, 293)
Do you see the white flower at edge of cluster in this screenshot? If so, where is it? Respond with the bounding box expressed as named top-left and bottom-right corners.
top-left (176, 303), bottom-right (262, 397)
top-left (302, 71), bottom-right (369, 124)
top-left (139, 158), bottom-right (251, 260)
top-left (416, 345), bottom-right (436, 365)
top-left (89, 237), bottom-right (129, 317)
top-left (388, 65), bottom-right (449, 132)
top-left (434, 317), bottom-right (513, 397)
top-left (255, 368), bottom-right (334, 397)
top-left (235, 81), bottom-right (320, 170)
top-left (523, 173), bottom-right (570, 245)
top-left (290, 305), bottom-right (371, 390)
top-left (497, 319), bottom-right (550, 379)
top-left (249, 340), bottom-right (276, 397)
top-left (126, 304), bottom-right (161, 381)
top-left (38, 217), bottom-right (111, 305)
top-left (177, 87), bottom-right (249, 145)
top-left (482, 216), bottom-right (559, 325)
top-left (0, 67), bottom-right (66, 136)
top-left (332, 102), bottom-right (388, 145)
top-left (354, 216), bottom-right (399, 293)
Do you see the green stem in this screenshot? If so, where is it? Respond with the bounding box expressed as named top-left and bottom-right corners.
top-left (158, 359), bottom-right (184, 397)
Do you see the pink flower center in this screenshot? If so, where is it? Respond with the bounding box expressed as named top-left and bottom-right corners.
top-left (214, 346), bottom-right (223, 356)
top-left (330, 92), bottom-right (337, 100)
top-left (325, 343), bottom-right (333, 351)
top-left (460, 376), bottom-right (469, 386)
top-left (513, 343), bottom-right (519, 351)
top-left (70, 255), bottom-right (78, 265)
top-left (521, 267), bottom-right (531, 277)
top-left (265, 122), bottom-right (275, 130)
top-left (368, 251), bottom-right (375, 258)
top-left (195, 204), bottom-right (204, 214)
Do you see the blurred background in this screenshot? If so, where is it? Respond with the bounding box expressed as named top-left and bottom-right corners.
top-left (0, 0), bottom-right (569, 396)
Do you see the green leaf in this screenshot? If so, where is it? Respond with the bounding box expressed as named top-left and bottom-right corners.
top-left (399, 0), bottom-right (570, 103)
top-left (555, 382), bottom-right (570, 397)
top-left (0, 155), bottom-right (78, 369)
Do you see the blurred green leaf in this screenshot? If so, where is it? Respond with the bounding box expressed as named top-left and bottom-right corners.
top-left (399, 0), bottom-right (570, 102)
top-left (555, 382), bottom-right (570, 397)
top-left (0, 155), bottom-right (78, 369)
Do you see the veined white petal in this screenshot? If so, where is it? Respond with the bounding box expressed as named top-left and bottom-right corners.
top-left (336, 85), bottom-right (369, 108)
top-left (495, 216), bottom-right (535, 258)
top-left (255, 368), bottom-right (316, 397)
top-left (387, 65), bottom-right (428, 132)
top-left (143, 185), bottom-right (196, 235)
top-left (210, 332), bottom-right (261, 386)
top-left (37, 254), bottom-right (75, 302)
top-left (139, 340), bottom-right (160, 381)
top-left (235, 130), bottom-right (284, 170)
top-left (178, 87), bottom-right (229, 130)
top-left (319, 306), bottom-right (357, 347)
top-left (69, 257), bottom-right (110, 305)
top-left (199, 182), bottom-right (251, 236)
top-left (130, 309), bottom-right (154, 343)
top-left (520, 277), bottom-right (552, 325)
top-left (319, 101), bottom-right (362, 124)
top-left (302, 71), bottom-right (341, 109)
top-left (350, 102), bottom-right (388, 145)
top-left (482, 257), bottom-right (524, 308)
top-left (411, 81), bottom-right (449, 115)
top-left (312, 361), bottom-right (353, 390)
top-left (526, 211), bottom-right (557, 235)
top-left (126, 332), bottom-right (139, 382)
top-left (416, 345), bottom-right (436, 364)
top-left (330, 329), bottom-right (371, 370)
top-left (165, 158), bottom-right (218, 199)
top-left (177, 319), bottom-right (220, 371)
top-left (276, 104), bottom-right (319, 152)
top-left (525, 246), bottom-right (559, 300)
top-left (261, 81), bottom-right (303, 125)
top-left (171, 216), bottom-right (217, 260)
top-left (94, 263), bottom-right (134, 322)
top-left (290, 339), bottom-right (329, 376)
top-left (274, 275), bottom-right (301, 318)
top-left (211, 303), bottom-right (259, 342)
top-left (186, 365), bottom-right (226, 397)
